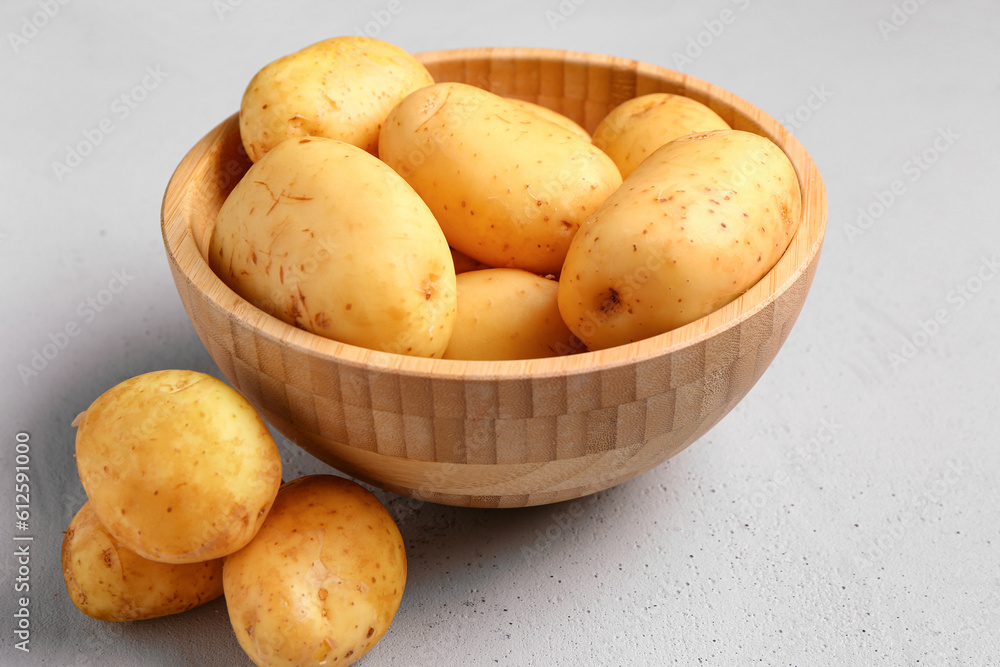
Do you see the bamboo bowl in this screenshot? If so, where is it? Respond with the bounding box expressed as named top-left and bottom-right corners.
top-left (161, 47), bottom-right (827, 508)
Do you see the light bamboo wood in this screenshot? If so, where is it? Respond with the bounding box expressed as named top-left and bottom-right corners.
top-left (161, 47), bottom-right (827, 508)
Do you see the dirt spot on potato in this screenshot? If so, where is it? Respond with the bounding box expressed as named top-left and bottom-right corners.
top-left (597, 288), bottom-right (622, 316)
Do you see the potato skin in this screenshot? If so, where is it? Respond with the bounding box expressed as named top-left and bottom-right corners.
top-left (444, 269), bottom-right (581, 360)
top-left (592, 93), bottom-right (731, 178)
top-left (62, 502), bottom-right (224, 622)
top-left (223, 475), bottom-right (407, 667)
top-left (379, 82), bottom-right (622, 275)
top-left (559, 130), bottom-right (802, 350)
top-left (239, 36), bottom-right (434, 161)
top-left (75, 369), bottom-right (282, 564)
top-left (210, 135), bottom-right (457, 358)
top-left (507, 98), bottom-right (591, 142)
top-left (450, 246), bottom-right (491, 274)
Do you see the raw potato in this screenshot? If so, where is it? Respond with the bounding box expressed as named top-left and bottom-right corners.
top-left (224, 475), bottom-right (407, 667)
top-left (62, 501), bottom-right (224, 622)
top-left (444, 269), bottom-right (580, 360)
top-left (592, 93), bottom-right (731, 178)
top-left (450, 246), bottom-right (491, 274)
top-left (239, 36), bottom-right (434, 161)
top-left (559, 129), bottom-right (802, 350)
top-left (379, 82), bottom-right (622, 275)
top-left (75, 369), bottom-right (282, 564)
top-left (210, 135), bottom-right (457, 358)
top-left (507, 97), bottom-right (591, 141)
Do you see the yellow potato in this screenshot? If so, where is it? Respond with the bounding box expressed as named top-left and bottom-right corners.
top-left (450, 246), bottom-right (491, 274)
top-left (224, 475), bottom-right (406, 667)
top-left (379, 82), bottom-right (622, 275)
top-left (210, 135), bottom-right (457, 358)
top-left (75, 369), bottom-right (282, 564)
top-left (507, 97), bottom-right (591, 141)
top-left (444, 269), bottom-right (581, 360)
top-left (592, 93), bottom-right (731, 178)
top-left (239, 36), bottom-right (434, 161)
top-left (62, 501), bottom-right (224, 621)
top-left (559, 129), bottom-right (802, 350)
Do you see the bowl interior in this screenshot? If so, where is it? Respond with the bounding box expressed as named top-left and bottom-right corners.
top-left (169, 48), bottom-right (825, 378)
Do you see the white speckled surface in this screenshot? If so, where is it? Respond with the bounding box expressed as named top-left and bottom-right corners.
top-left (2, 1), bottom-right (998, 665)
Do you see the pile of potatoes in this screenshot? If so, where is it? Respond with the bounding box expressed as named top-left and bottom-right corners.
top-left (62, 369), bottom-right (406, 667)
top-left (211, 36), bottom-right (802, 361)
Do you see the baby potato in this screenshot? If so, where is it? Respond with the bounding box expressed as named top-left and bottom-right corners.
top-left (62, 501), bottom-right (224, 622)
top-left (592, 93), bottom-right (731, 178)
top-left (444, 269), bottom-right (581, 360)
top-left (507, 97), bottom-right (591, 142)
top-left (379, 82), bottom-right (622, 275)
top-left (239, 36), bottom-right (434, 161)
top-left (210, 135), bottom-right (457, 358)
top-left (224, 475), bottom-right (406, 667)
top-left (559, 129), bottom-right (802, 350)
top-left (75, 369), bottom-right (282, 564)
top-left (450, 246), bottom-right (491, 274)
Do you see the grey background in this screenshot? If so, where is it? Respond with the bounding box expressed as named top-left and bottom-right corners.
top-left (2, 0), bottom-right (998, 665)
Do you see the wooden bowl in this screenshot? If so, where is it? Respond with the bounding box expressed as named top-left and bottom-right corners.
top-left (161, 47), bottom-right (827, 508)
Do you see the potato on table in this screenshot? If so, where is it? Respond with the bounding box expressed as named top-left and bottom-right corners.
top-left (239, 36), bottom-right (434, 161)
top-left (224, 475), bottom-right (407, 667)
top-left (559, 129), bottom-right (802, 350)
top-left (444, 268), bottom-right (580, 360)
top-left (592, 93), bottom-right (731, 178)
top-left (74, 369), bottom-right (282, 564)
top-left (210, 135), bottom-right (457, 358)
top-left (379, 82), bottom-right (622, 275)
top-left (62, 501), bottom-right (224, 622)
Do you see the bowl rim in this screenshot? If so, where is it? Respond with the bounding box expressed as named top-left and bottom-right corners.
top-left (162, 46), bottom-right (827, 382)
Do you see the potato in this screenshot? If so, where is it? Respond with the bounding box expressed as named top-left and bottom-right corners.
top-left (210, 135), bottom-right (457, 358)
top-left (239, 36), bottom-right (434, 161)
top-left (62, 501), bottom-right (224, 621)
top-left (592, 93), bottom-right (731, 178)
top-left (444, 269), bottom-right (581, 360)
top-left (75, 369), bottom-right (282, 564)
top-left (379, 82), bottom-right (622, 275)
top-left (507, 97), bottom-right (591, 141)
top-left (450, 246), bottom-right (491, 274)
top-left (558, 129), bottom-right (802, 350)
top-left (224, 475), bottom-right (406, 667)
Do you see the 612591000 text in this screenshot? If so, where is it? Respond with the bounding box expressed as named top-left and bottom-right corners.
top-left (13, 432), bottom-right (33, 653)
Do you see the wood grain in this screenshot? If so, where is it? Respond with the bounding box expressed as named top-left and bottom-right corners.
top-left (161, 47), bottom-right (827, 507)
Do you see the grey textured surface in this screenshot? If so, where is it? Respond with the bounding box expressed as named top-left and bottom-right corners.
top-left (2, 1), bottom-right (998, 665)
